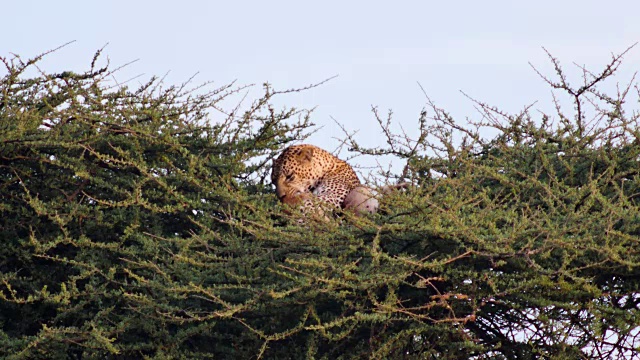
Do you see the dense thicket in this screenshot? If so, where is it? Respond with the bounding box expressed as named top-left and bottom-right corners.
top-left (1, 48), bottom-right (639, 359)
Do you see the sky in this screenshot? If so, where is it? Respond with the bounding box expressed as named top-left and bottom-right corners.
top-left (2, 0), bottom-right (640, 175)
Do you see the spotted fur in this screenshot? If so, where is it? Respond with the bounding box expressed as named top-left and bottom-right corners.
top-left (271, 144), bottom-right (361, 210)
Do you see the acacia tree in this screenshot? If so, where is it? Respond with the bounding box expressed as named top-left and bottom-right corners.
top-left (0, 46), bottom-right (639, 359)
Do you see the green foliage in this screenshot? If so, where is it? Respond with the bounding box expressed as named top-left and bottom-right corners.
top-left (1, 47), bottom-right (639, 359)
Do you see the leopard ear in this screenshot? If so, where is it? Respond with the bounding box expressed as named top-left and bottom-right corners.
top-left (297, 147), bottom-right (314, 163)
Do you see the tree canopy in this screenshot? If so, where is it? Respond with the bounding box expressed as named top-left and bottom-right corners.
top-left (1, 47), bottom-right (639, 359)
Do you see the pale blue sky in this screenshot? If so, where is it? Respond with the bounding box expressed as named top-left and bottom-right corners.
top-left (3, 0), bottom-right (639, 173)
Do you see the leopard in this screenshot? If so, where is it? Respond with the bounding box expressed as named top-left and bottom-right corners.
top-left (271, 144), bottom-right (408, 217)
top-left (271, 144), bottom-right (361, 211)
